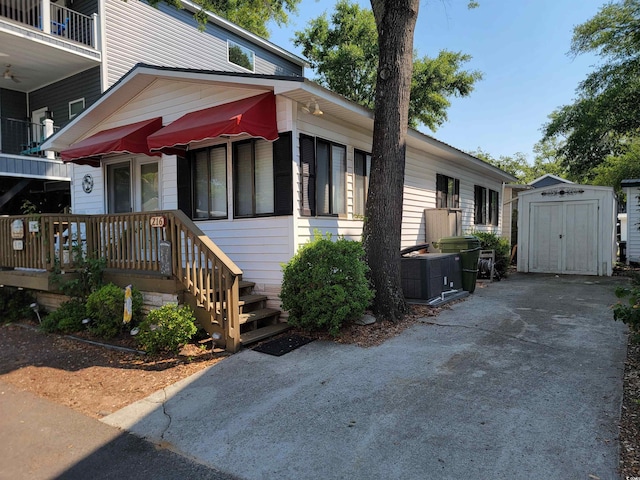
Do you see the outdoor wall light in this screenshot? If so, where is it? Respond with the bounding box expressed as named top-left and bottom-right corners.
top-left (301, 98), bottom-right (323, 116)
top-left (30, 303), bottom-right (41, 324)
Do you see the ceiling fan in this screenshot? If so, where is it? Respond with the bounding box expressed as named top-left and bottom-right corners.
top-left (3, 65), bottom-right (20, 83)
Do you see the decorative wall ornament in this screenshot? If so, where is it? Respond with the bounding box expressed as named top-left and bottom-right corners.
top-left (82, 174), bottom-right (94, 193)
top-left (540, 188), bottom-right (585, 196)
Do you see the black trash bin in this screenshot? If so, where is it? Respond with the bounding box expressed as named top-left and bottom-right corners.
top-left (437, 235), bottom-right (481, 293)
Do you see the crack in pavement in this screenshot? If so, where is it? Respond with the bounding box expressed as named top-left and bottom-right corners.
top-left (419, 319), bottom-right (561, 350)
top-left (159, 387), bottom-right (172, 441)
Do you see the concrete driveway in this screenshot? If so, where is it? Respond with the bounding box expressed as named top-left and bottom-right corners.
top-left (103, 273), bottom-right (629, 480)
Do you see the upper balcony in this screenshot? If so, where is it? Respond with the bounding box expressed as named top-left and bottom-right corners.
top-left (0, 0), bottom-right (101, 92)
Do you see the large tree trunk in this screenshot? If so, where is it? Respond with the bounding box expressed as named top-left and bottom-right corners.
top-left (363, 0), bottom-right (418, 321)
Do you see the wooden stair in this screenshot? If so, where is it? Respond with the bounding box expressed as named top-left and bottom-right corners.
top-left (236, 280), bottom-right (290, 346)
top-left (188, 278), bottom-right (289, 350)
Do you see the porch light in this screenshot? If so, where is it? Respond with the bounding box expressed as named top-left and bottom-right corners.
top-left (301, 98), bottom-right (323, 116)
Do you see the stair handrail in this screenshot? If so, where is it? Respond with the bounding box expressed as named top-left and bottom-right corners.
top-left (167, 210), bottom-right (242, 352)
top-left (0, 211), bottom-right (243, 351)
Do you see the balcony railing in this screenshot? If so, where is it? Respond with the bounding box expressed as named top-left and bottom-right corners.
top-left (0, 117), bottom-right (59, 158)
top-left (0, 0), bottom-right (96, 48)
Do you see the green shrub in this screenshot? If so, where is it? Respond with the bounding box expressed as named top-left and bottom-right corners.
top-left (40, 298), bottom-right (87, 333)
top-left (280, 232), bottom-right (374, 336)
top-left (86, 284), bottom-right (143, 339)
top-left (470, 231), bottom-right (511, 278)
top-left (613, 275), bottom-right (640, 333)
top-left (137, 304), bottom-right (198, 353)
top-left (50, 246), bottom-right (106, 300)
top-left (0, 287), bottom-right (36, 323)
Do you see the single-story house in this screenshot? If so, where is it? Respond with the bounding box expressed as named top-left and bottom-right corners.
top-left (38, 63), bottom-right (516, 347)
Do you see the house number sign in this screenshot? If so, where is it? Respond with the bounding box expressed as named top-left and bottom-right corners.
top-left (150, 216), bottom-right (166, 228)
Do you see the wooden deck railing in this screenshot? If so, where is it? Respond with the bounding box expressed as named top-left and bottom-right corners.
top-left (0, 211), bottom-right (242, 350)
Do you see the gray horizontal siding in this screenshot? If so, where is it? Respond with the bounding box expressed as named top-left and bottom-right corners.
top-left (0, 155), bottom-right (70, 179)
top-left (29, 67), bottom-right (101, 128)
top-left (104, 0), bottom-right (302, 88)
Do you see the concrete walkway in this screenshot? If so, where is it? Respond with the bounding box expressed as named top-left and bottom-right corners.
top-left (102, 273), bottom-right (629, 480)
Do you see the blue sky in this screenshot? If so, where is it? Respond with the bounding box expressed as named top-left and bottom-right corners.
top-left (267, 0), bottom-right (604, 162)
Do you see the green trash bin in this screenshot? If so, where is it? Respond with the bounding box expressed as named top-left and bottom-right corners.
top-left (437, 235), bottom-right (482, 293)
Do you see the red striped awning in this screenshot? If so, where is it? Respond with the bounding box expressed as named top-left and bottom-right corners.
top-left (60, 117), bottom-right (163, 166)
top-left (147, 92), bottom-right (278, 154)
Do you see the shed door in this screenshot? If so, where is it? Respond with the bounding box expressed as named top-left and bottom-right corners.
top-left (529, 200), bottom-right (599, 275)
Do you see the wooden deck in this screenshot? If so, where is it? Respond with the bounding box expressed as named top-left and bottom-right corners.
top-left (0, 211), bottom-right (252, 351)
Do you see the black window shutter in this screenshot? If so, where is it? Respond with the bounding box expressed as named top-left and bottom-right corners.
top-left (474, 185), bottom-right (482, 224)
top-left (177, 155), bottom-right (192, 217)
top-left (273, 132), bottom-right (293, 215)
top-left (453, 178), bottom-right (460, 208)
top-left (300, 134), bottom-right (316, 216)
top-left (436, 174), bottom-right (445, 208)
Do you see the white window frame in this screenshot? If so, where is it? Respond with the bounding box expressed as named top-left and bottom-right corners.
top-left (68, 98), bottom-right (85, 120)
top-left (227, 40), bottom-right (255, 72)
top-left (103, 156), bottom-right (162, 213)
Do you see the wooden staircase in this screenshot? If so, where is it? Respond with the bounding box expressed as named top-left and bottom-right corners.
top-left (186, 277), bottom-right (290, 350)
top-left (236, 279), bottom-right (290, 346)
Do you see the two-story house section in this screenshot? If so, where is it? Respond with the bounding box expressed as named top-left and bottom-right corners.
top-left (0, 0), bottom-right (306, 213)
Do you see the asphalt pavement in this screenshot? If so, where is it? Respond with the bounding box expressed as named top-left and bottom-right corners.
top-left (0, 374), bottom-right (237, 479)
top-left (99, 273), bottom-right (630, 480)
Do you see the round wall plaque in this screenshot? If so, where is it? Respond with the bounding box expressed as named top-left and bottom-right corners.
top-left (82, 174), bottom-right (94, 193)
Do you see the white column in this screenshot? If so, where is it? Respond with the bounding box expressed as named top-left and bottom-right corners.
top-left (92, 13), bottom-right (99, 49)
top-left (42, 0), bottom-right (51, 34)
top-left (43, 118), bottom-right (55, 160)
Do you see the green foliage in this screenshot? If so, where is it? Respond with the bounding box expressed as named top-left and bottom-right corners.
top-left (613, 274), bottom-right (640, 332)
top-left (591, 139), bottom-right (640, 198)
top-left (542, 0), bottom-right (640, 177)
top-left (40, 298), bottom-right (87, 334)
top-left (0, 287), bottom-right (36, 323)
top-left (293, 0), bottom-right (482, 130)
top-left (149, 0), bottom-right (300, 37)
top-left (280, 232), bottom-right (374, 335)
top-left (85, 284), bottom-right (143, 339)
top-left (470, 231), bottom-right (511, 278)
top-left (50, 245), bottom-right (106, 300)
top-left (137, 304), bottom-right (198, 353)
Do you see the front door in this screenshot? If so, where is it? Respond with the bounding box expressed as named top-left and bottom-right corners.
top-left (529, 200), bottom-right (599, 275)
top-left (106, 159), bottom-right (160, 213)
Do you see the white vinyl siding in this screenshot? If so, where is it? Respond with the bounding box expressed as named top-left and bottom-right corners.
top-left (294, 115), bottom-right (505, 252)
top-left (626, 186), bottom-right (640, 262)
top-left (196, 216), bottom-right (294, 308)
top-left (103, 0), bottom-right (301, 88)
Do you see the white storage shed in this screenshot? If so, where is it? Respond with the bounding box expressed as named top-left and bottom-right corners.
top-left (517, 184), bottom-right (617, 276)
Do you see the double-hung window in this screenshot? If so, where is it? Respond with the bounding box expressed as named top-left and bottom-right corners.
top-left (193, 145), bottom-right (227, 219)
top-left (300, 134), bottom-right (346, 216)
top-left (180, 134), bottom-right (293, 220)
top-left (233, 134), bottom-right (293, 218)
top-left (436, 174), bottom-right (460, 209)
top-left (354, 150), bottom-right (371, 217)
top-left (234, 139), bottom-right (274, 217)
top-left (474, 185), bottom-right (499, 226)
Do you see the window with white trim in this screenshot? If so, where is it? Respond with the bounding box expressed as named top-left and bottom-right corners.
top-left (436, 173), bottom-right (460, 209)
top-left (68, 98), bottom-right (85, 120)
top-left (300, 134), bottom-right (347, 216)
top-left (193, 145), bottom-right (228, 219)
top-left (474, 185), bottom-right (499, 226)
top-left (228, 40), bottom-right (255, 72)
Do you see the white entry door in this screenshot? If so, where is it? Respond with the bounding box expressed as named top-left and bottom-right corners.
top-left (529, 200), bottom-right (599, 275)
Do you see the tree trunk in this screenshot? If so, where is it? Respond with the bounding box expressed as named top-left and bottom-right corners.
top-left (363, 0), bottom-right (418, 321)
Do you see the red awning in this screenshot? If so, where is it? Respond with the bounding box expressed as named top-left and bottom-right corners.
top-left (60, 117), bottom-right (163, 166)
top-left (147, 92), bottom-right (278, 154)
